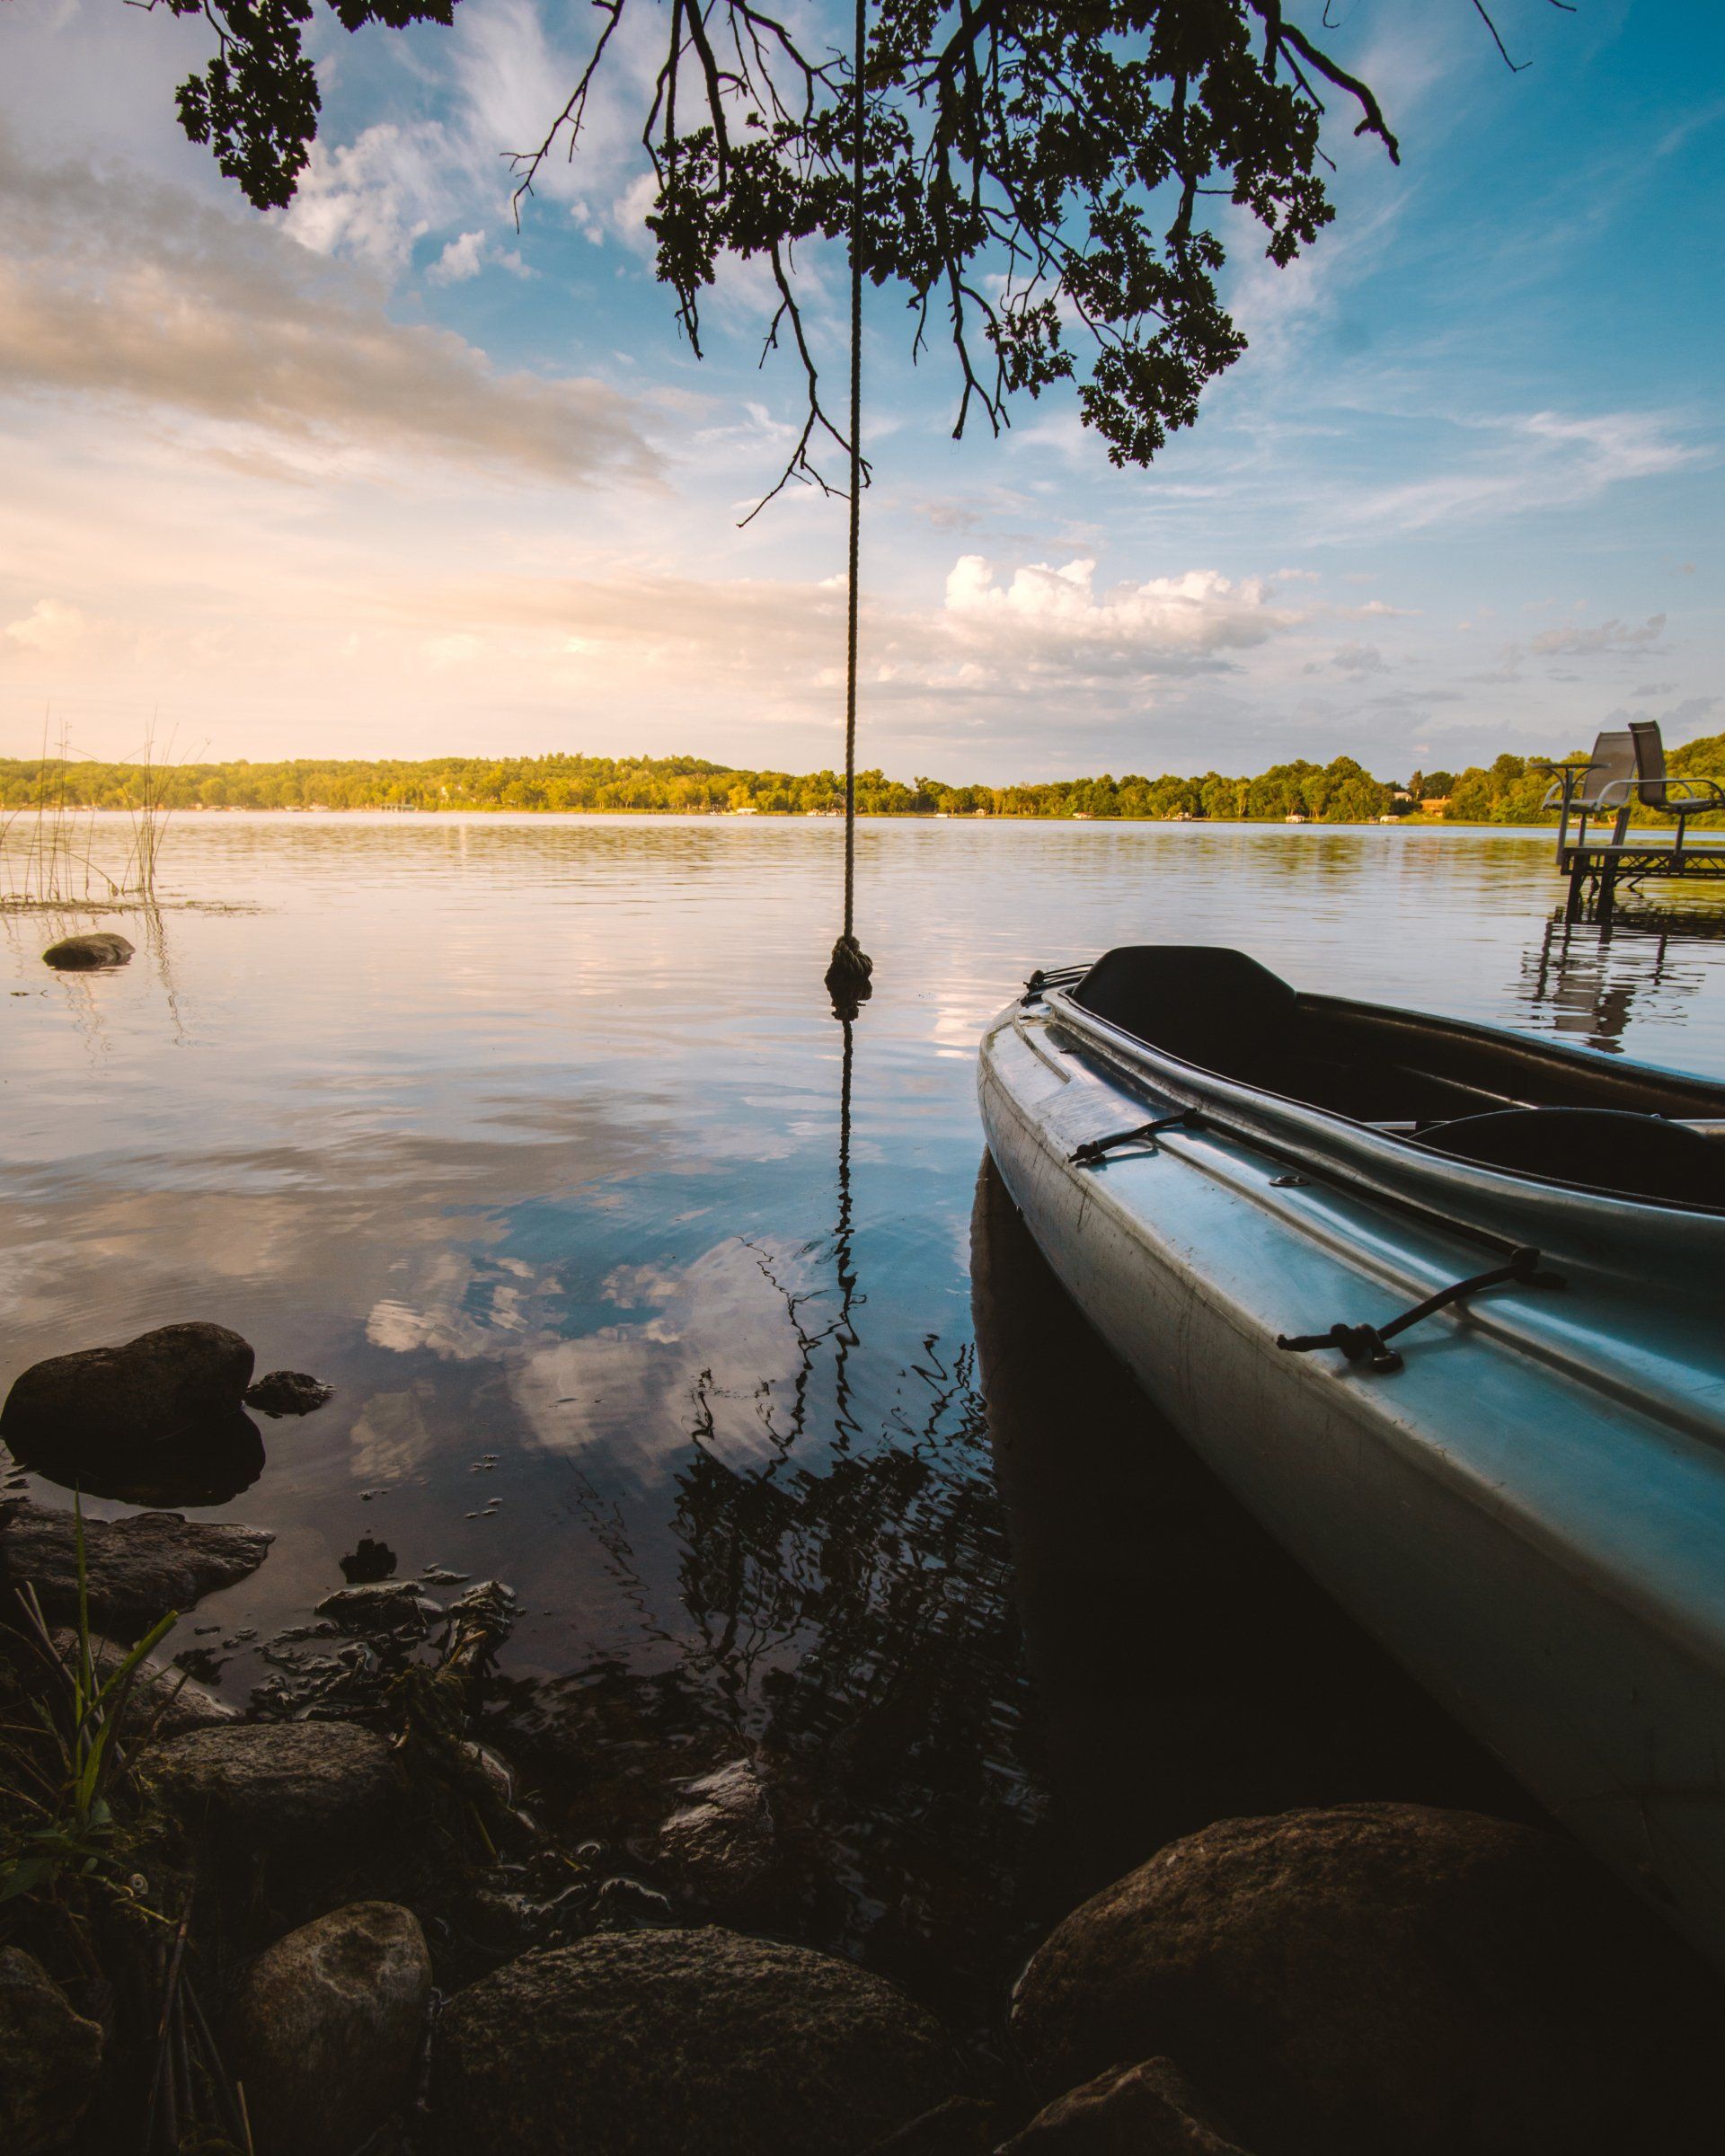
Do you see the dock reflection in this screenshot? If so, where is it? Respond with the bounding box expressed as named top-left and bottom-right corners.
top-left (1518, 914), bottom-right (1721, 1057)
top-left (969, 1153), bottom-right (1535, 1903)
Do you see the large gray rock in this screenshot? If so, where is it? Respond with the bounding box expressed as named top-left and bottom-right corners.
top-left (0, 1947), bottom-right (104, 2156)
top-left (140, 1722), bottom-right (401, 1860)
top-left (0, 1501), bottom-right (272, 1628)
top-left (41, 931), bottom-right (134, 970)
top-left (655, 1757), bottom-right (779, 1919)
top-left (430, 1927), bottom-right (957, 2156)
top-left (2, 1323), bottom-right (254, 1451)
top-left (999, 2060), bottom-right (1253, 2154)
top-left (228, 1902), bottom-right (431, 2156)
top-left (1011, 1804), bottom-right (1721, 2156)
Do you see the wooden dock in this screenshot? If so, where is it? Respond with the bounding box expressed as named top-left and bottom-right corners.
top-left (1561, 840), bottom-right (1725, 923)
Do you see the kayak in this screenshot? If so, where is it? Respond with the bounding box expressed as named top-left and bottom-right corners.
top-left (978, 944), bottom-right (1725, 1966)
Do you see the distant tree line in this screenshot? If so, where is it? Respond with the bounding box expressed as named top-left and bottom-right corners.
top-left (3, 741), bottom-right (1721, 823)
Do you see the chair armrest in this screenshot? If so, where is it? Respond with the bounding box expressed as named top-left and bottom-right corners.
top-left (1658, 778), bottom-right (1725, 808)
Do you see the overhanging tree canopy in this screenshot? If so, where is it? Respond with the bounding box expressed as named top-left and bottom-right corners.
top-left (147, 0), bottom-right (1570, 497)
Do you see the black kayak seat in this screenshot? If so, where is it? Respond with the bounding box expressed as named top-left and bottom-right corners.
top-left (1073, 946), bottom-right (1298, 1079)
top-left (1412, 1107), bottom-right (1725, 1209)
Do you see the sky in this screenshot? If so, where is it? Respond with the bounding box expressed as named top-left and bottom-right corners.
top-left (0, 0), bottom-right (1720, 782)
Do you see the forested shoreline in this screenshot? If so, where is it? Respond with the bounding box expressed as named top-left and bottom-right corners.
top-left (4, 741), bottom-right (1722, 823)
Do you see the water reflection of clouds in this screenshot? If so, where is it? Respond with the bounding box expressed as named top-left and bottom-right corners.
top-left (513, 1238), bottom-right (825, 1486)
top-left (349, 1386), bottom-right (435, 1483)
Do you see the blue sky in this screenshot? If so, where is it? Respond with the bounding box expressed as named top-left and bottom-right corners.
top-left (0, 0), bottom-right (1719, 781)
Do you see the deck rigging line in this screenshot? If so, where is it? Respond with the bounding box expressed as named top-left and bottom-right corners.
top-left (1276, 1245), bottom-right (1567, 1375)
top-left (824, 0), bottom-right (875, 1021)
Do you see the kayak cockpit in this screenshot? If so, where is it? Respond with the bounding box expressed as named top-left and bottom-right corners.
top-left (1066, 946), bottom-right (1725, 1213)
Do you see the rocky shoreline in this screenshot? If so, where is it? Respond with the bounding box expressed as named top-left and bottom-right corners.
top-left (4, 1326), bottom-right (1724, 2155)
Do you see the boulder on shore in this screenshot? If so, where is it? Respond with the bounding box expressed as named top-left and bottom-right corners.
top-left (2, 1321), bottom-right (255, 1453)
top-left (430, 1927), bottom-right (958, 2156)
top-left (999, 2059), bottom-right (1253, 2154)
top-left (0, 1500), bottom-right (271, 1628)
top-left (1010, 1802), bottom-right (1724, 2156)
top-left (228, 1902), bottom-right (432, 2156)
top-left (0, 1946), bottom-right (105, 2156)
top-left (41, 931), bottom-right (134, 970)
top-left (140, 1721), bottom-right (402, 1862)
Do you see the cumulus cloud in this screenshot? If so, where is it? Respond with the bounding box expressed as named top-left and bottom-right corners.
top-left (938, 560), bottom-right (1300, 675)
top-left (0, 144), bottom-right (656, 487)
top-left (429, 229), bottom-right (488, 284)
top-left (3, 597), bottom-right (90, 655)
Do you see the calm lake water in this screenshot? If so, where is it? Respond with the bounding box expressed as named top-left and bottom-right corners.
top-left (6, 813), bottom-right (1725, 2020)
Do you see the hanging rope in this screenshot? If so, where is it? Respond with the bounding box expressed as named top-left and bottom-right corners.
top-left (825, 0), bottom-right (874, 1021)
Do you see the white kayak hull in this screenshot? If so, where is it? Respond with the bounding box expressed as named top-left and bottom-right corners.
top-left (979, 978), bottom-right (1725, 1967)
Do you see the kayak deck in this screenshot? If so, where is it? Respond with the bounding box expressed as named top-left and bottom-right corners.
top-left (979, 949), bottom-right (1725, 1970)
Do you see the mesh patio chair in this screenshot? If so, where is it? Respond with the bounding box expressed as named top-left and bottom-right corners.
top-left (1624, 720), bottom-right (1725, 859)
top-left (1536, 729), bottom-right (1639, 852)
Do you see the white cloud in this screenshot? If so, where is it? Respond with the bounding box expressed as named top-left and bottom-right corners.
top-left (429, 229), bottom-right (488, 285)
top-left (940, 560), bottom-right (1299, 671)
top-left (0, 144), bottom-right (657, 488)
top-left (4, 597), bottom-right (89, 654)
top-left (1346, 411), bottom-right (1705, 535)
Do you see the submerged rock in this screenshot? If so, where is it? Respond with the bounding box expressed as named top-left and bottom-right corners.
top-left (140, 1721), bottom-right (401, 1860)
top-left (999, 2060), bottom-right (1252, 2154)
top-left (340, 1535), bottom-right (398, 1584)
top-left (1011, 1802), bottom-right (1722, 2156)
top-left (430, 1927), bottom-right (957, 2156)
top-left (314, 1582), bottom-right (434, 1637)
top-left (228, 1901), bottom-right (431, 2156)
top-left (245, 1369), bottom-right (335, 1418)
top-left (655, 1756), bottom-right (779, 1920)
top-left (1, 1321), bottom-right (253, 1446)
top-left (41, 931), bottom-right (134, 970)
top-left (0, 1500), bottom-right (272, 1628)
top-left (0, 1946), bottom-right (105, 2156)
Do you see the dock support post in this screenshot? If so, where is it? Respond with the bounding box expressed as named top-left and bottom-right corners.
top-left (1564, 856), bottom-right (1587, 923)
top-left (1597, 856), bottom-right (1619, 926)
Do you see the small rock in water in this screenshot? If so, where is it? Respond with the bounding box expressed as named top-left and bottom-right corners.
top-left (228, 1901), bottom-right (432, 2156)
top-left (315, 1581), bottom-right (433, 1636)
top-left (588, 1875), bottom-right (676, 1931)
top-left (0, 1499), bottom-right (272, 1627)
top-left (0, 1946), bottom-right (105, 2156)
top-left (41, 931), bottom-right (134, 970)
top-left (245, 1368), bottom-right (335, 1418)
top-left (656, 1756), bottom-right (780, 1922)
top-left (429, 1928), bottom-right (958, 2156)
top-left (998, 2060), bottom-right (1251, 2154)
top-left (340, 1534), bottom-right (398, 1583)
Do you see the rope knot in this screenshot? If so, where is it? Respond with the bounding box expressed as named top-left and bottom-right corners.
top-left (826, 933), bottom-right (874, 1020)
